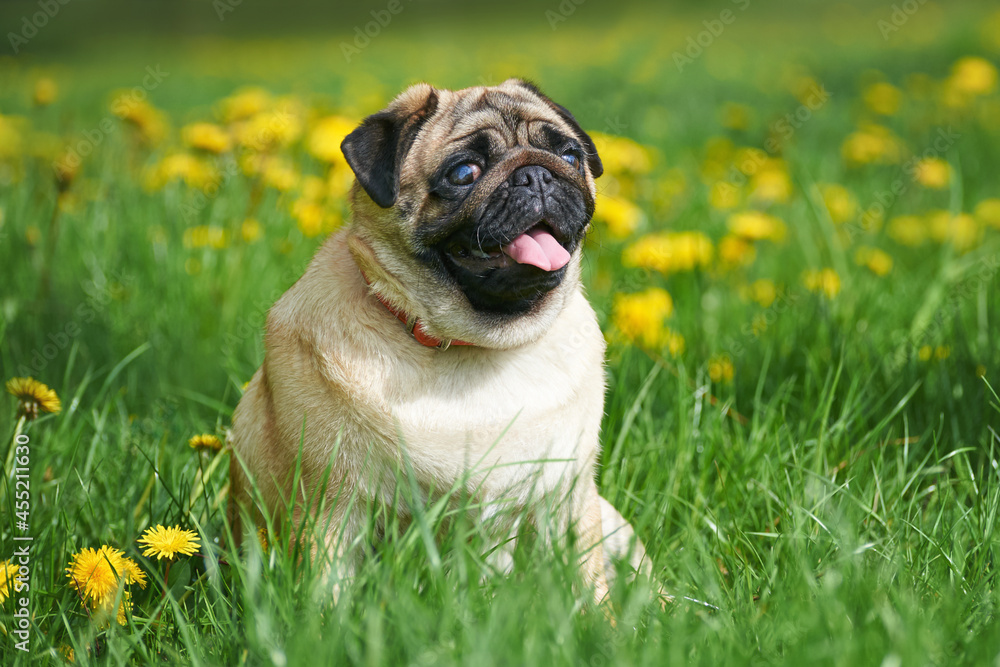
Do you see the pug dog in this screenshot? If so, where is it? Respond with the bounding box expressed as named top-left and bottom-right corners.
top-left (229, 79), bottom-right (650, 604)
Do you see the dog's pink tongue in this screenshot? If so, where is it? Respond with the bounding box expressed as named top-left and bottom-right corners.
top-left (503, 228), bottom-right (571, 271)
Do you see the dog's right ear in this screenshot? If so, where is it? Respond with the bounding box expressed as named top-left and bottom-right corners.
top-left (341, 84), bottom-right (439, 209)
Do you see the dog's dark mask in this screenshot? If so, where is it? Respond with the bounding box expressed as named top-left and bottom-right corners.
top-left (341, 81), bottom-right (603, 316)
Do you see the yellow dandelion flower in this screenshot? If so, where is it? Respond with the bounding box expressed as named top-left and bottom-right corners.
top-left (934, 345), bottom-right (951, 360)
top-left (219, 87), bottom-right (272, 124)
top-left (748, 160), bottom-right (792, 204)
top-left (913, 158), bottom-right (951, 189)
top-left (119, 557), bottom-right (147, 589)
top-left (854, 246), bottom-right (893, 276)
top-left (182, 226), bottom-right (229, 250)
top-left (976, 364), bottom-right (987, 378)
top-left (138, 525), bottom-right (200, 561)
top-left (590, 132), bottom-right (654, 175)
top-left (918, 345), bottom-right (933, 362)
top-left (927, 211), bottom-right (981, 252)
top-left (58, 645), bottom-right (74, 662)
top-left (717, 234), bottom-right (756, 269)
top-left (863, 81), bottom-right (902, 116)
top-left (947, 56), bottom-right (998, 96)
top-left (292, 199), bottom-right (327, 238)
top-left (110, 95), bottom-right (167, 146)
top-left (239, 151), bottom-right (266, 177)
top-left (709, 181), bottom-right (741, 210)
top-left (236, 108), bottom-right (302, 152)
top-left (748, 279), bottom-right (777, 308)
top-left (89, 590), bottom-right (132, 628)
top-left (241, 218), bottom-right (262, 243)
top-left (66, 546), bottom-right (129, 605)
top-left (802, 268), bottom-right (841, 299)
top-left (734, 147), bottom-right (768, 176)
top-left (612, 288), bottom-right (675, 349)
top-left (188, 433), bottom-right (223, 452)
top-left (0, 560), bottom-right (21, 604)
top-left (145, 153), bottom-right (218, 192)
top-left (727, 211), bottom-right (787, 242)
top-left (973, 199), bottom-right (1000, 229)
top-left (300, 175), bottom-right (328, 202)
top-left (887, 215), bottom-right (927, 247)
top-left (663, 327), bottom-right (685, 357)
top-left (594, 196), bottom-right (644, 239)
top-left (262, 159), bottom-right (299, 192)
top-left (841, 124), bottom-right (904, 166)
top-left (6, 377), bottom-right (61, 420)
top-left (112, 592), bottom-right (132, 626)
top-left (33, 77), bottom-right (58, 107)
top-left (257, 527), bottom-right (270, 554)
top-left (0, 114), bottom-right (25, 159)
top-left (708, 355), bottom-right (734, 384)
top-left (622, 231), bottom-right (713, 274)
top-left (307, 115), bottom-right (358, 165)
top-left (182, 122), bottom-right (232, 154)
top-left (818, 184), bottom-right (858, 224)
top-left (328, 166), bottom-right (355, 199)
top-left (720, 102), bottom-right (751, 131)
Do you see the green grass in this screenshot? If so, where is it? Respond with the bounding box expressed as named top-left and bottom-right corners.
top-left (2, 4), bottom-right (1000, 665)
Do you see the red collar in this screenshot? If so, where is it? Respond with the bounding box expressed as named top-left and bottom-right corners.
top-left (359, 268), bottom-right (473, 350)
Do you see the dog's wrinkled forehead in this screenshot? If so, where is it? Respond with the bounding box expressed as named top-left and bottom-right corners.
top-left (408, 82), bottom-right (571, 171)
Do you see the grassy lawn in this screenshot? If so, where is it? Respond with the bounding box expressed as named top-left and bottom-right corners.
top-left (1, 2), bottom-right (1000, 664)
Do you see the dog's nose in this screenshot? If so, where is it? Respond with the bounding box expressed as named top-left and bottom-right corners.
top-left (510, 165), bottom-right (553, 189)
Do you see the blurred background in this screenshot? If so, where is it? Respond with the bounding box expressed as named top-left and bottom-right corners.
top-left (2, 2), bottom-right (1000, 662)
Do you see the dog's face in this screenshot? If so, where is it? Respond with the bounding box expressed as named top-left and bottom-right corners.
top-left (341, 79), bottom-right (603, 348)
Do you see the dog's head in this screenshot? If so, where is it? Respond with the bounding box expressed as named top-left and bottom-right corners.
top-left (342, 79), bottom-right (602, 349)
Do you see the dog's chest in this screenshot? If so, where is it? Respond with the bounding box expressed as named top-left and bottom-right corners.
top-left (367, 334), bottom-right (605, 495)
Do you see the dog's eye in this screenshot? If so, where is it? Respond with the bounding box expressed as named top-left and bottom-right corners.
top-left (561, 152), bottom-right (581, 171)
top-left (448, 163), bottom-right (481, 186)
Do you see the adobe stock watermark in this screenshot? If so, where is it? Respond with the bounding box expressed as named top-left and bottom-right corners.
top-left (180, 110), bottom-right (292, 222)
top-left (180, 158), bottom-right (239, 223)
top-left (221, 261), bottom-right (308, 357)
top-left (713, 82), bottom-right (831, 201)
top-left (213, 0), bottom-right (243, 21)
top-left (843, 126), bottom-right (960, 243)
top-left (889, 253), bottom-right (1000, 371)
top-left (7, 0), bottom-right (73, 55)
top-left (673, 0), bottom-right (752, 73)
top-left (877, 0), bottom-right (930, 40)
top-left (340, 0), bottom-right (416, 63)
top-left (52, 65), bottom-right (170, 178)
top-left (545, 0), bottom-right (587, 30)
top-left (9, 432), bottom-right (34, 652)
top-left (14, 269), bottom-right (134, 379)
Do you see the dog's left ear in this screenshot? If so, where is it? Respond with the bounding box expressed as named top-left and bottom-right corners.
top-left (341, 83), bottom-right (439, 208)
top-left (510, 79), bottom-right (604, 179)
